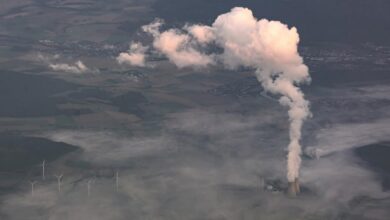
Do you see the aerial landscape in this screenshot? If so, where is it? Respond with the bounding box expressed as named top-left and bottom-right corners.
top-left (0, 0), bottom-right (390, 219)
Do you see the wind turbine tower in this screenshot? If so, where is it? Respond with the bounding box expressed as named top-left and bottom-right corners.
top-left (115, 171), bottom-right (119, 192)
top-left (29, 181), bottom-right (37, 197)
top-left (41, 160), bottom-right (46, 180)
top-left (55, 174), bottom-right (63, 193)
top-left (87, 179), bottom-right (94, 197)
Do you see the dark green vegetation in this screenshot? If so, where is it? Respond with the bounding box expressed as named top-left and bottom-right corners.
top-left (112, 91), bottom-right (148, 117)
top-left (355, 142), bottom-right (390, 190)
top-left (0, 134), bottom-right (78, 172)
top-left (0, 71), bottom-right (79, 117)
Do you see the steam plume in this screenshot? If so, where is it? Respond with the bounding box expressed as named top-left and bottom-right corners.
top-left (116, 42), bottom-right (148, 67)
top-left (141, 7), bottom-right (311, 183)
top-left (49, 60), bottom-right (89, 74)
top-left (38, 54), bottom-right (91, 73)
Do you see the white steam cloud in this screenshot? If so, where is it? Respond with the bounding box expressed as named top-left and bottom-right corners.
top-left (116, 42), bottom-right (148, 67)
top-left (142, 19), bottom-right (215, 68)
top-left (38, 54), bottom-right (92, 74)
top-left (141, 7), bottom-right (311, 182)
top-left (49, 60), bottom-right (89, 74)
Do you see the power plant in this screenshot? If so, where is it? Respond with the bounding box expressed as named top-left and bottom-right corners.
top-left (262, 177), bottom-right (303, 196)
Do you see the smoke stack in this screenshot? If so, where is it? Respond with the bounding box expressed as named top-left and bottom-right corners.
top-left (288, 178), bottom-right (300, 196)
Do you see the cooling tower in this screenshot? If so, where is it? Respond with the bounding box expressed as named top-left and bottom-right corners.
top-left (288, 178), bottom-right (300, 196)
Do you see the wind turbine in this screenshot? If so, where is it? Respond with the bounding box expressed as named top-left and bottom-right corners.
top-left (115, 171), bottom-right (119, 192)
top-left (87, 179), bottom-right (95, 197)
top-left (29, 181), bottom-right (37, 197)
top-left (260, 177), bottom-right (265, 190)
top-left (54, 174), bottom-right (63, 193)
top-left (41, 160), bottom-right (46, 180)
